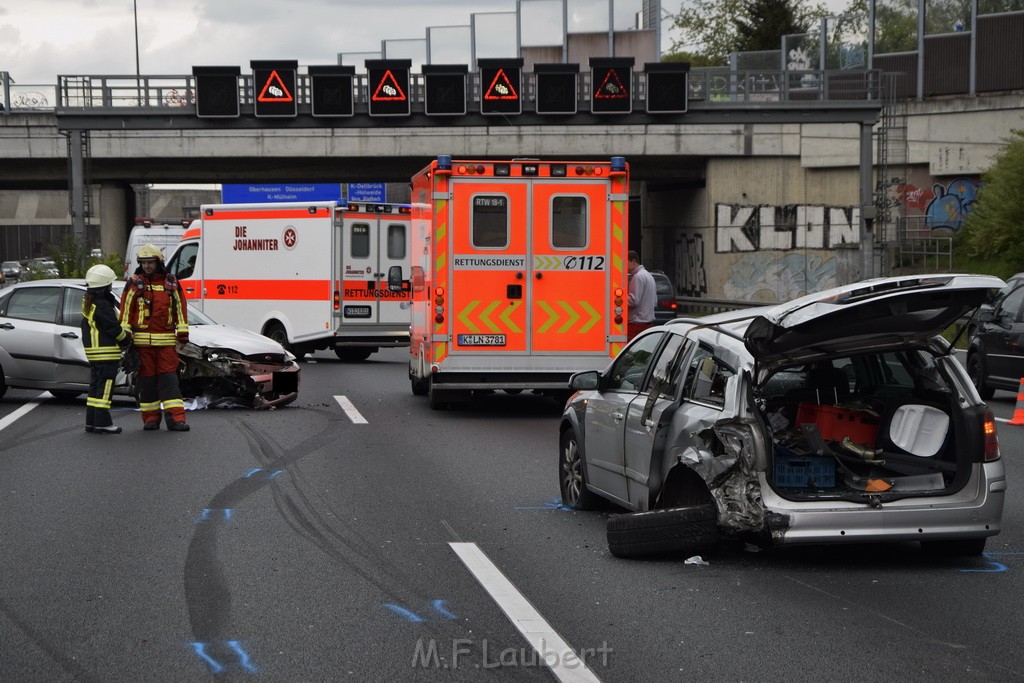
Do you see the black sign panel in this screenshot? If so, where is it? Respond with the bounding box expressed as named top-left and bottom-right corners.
top-left (645, 62), bottom-right (691, 114)
top-left (193, 66), bottom-right (241, 118)
top-left (367, 59), bottom-right (411, 117)
top-left (423, 65), bottom-right (468, 116)
top-left (534, 64), bottom-right (578, 115)
top-left (590, 58), bottom-right (634, 115)
top-left (479, 58), bottom-right (523, 115)
top-left (310, 65), bottom-right (355, 117)
top-left (251, 60), bottom-right (297, 118)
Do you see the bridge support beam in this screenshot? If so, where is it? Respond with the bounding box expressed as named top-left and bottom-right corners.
top-left (68, 130), bottom-right (87, 253)
top-left (860, 121), bottom-right (875, 280)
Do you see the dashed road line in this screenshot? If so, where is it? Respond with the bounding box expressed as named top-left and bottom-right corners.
top-left (334, 395), bottom-right (368, 423)
top-left (450, 542), bottom-right (601, 682)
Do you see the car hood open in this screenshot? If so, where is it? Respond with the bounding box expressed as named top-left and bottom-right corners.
top-left (743, 274), bottom-right (1005, 365)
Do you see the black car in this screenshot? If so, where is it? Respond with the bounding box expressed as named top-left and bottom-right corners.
top-left (967, 280), bottom-right (1024, 399)
top-left (649, 270), bottom-right (678, 323)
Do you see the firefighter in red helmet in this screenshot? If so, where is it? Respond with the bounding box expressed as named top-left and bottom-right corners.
top-left (119, 243), bottom-right (190, 431)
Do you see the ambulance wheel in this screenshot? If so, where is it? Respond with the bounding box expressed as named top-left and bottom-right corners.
top-left (411, 374), bottom-right (429, 396)
top-left (335, 348), bottom-right (373, 362)
top-left (264, 322), bottom-right (289, 348)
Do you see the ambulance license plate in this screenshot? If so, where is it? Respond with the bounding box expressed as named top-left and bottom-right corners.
top-left (458, 334), bottom-right (506, 346)
top-left (344, 306), bottom-right (372, 318)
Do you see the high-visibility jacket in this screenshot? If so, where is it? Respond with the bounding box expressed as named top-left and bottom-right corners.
top-left (119, 273), bottom-right (188, 346)
top-left (82, 289), bottom-right (130, 362)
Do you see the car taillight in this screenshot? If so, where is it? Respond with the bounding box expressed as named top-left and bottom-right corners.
top-left (983, 408), bottom-right (1001, 462)
top-left (658, 298), bottom-right (677, 310)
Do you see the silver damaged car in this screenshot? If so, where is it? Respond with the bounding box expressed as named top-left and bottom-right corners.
top-left (559, 274), bottom-right (1007, 559)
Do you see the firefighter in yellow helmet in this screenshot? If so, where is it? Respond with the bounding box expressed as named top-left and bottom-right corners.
top-left (82, 264), bottom-right (132, 434)
top-left (119, 244), bottom-right (191, 431)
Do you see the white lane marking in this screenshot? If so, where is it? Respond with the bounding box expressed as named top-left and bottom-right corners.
top-left (449, 542), bottom-right (601, 683)
top-left (0, 394), bottom-right (48, 433)
top-left (333, 395), bottom-right (368, 424)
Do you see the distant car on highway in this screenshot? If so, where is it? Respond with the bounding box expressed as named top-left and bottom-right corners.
top-left (967, 280), bottom-right (1024, 399)
top-left (2, 261), bottom-right (21, 283)
top-left (649, 270), bottom-right (678, 324)
top-left (25, 258), bottom-right (59, 279)
top-left (0, 278), bottom-right (299, 408)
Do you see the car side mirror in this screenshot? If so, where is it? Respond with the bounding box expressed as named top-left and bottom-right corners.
top-left (977, 309), bottom-right (995, 324)
top-left (569, 370), bottom-right (600, 391)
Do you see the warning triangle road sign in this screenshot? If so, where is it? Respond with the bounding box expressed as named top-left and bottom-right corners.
top-left (484, 68), bottom-right (519, 100)
top-left (257, 70), bottom-right (294, 102)
top-left (595, 68), bottom-right (628, 99)
top-left (372, 70), bottom-right (407, 101)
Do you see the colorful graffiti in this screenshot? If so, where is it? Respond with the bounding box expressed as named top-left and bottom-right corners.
top-left (897, 177), bottom-right (980, 231)
top-left (723, 252), bottom-right (838, 302)
top-left (715, 204), bottom-right (861, 253)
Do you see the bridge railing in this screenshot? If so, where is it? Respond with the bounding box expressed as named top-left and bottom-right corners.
top-left (33, 68), bottom-right (883, 114)
top-left (1, 71), bottom-right (58, 113)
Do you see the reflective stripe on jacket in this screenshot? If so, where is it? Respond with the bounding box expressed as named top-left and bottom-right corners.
top-left (82, 290), bottom-right (128, 362)
top-left (119, 273), bottom-right (188, 346)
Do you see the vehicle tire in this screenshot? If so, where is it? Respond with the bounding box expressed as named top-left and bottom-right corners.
top-left (504, 388), bottom-right (523, 395)
top-left (0, 371), bottom-right (7, 399)
top-left (967, 352), bottom-right (995, 400)
top-left (558, 429), bottom-right (602, 510)
top-left (264, 322), bottom-right (289, 348)
top-left (428, 378), bottom-right (448, 410)
top-left (606, 503), bottom-right (720, 559)
top-left (335, 348), bottom-right (373, 362)
top-left (920, 537), bottom-right (987, 557)
top-left (49, 391), bottom-right (82, 401)
top-left (411, 373), bottom-right (429, 396)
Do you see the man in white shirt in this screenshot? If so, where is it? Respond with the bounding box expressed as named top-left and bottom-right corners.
top-left (627, 250), bottom-right (657, 340)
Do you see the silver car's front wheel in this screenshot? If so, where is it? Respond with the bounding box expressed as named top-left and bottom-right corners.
top-left (559, 429), bottom-right (600, 510)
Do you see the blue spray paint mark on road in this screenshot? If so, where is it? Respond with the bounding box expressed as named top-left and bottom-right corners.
top-left (514, 497), bottom-right (572, 510)
top-left (384, 604), bottom-right (425, 622)
top-left (432, 599), bottom-right (458, 619)
top-left (195, 508), bottom-right (233, 524)
top-left (190, 642), bottom-right (225, 674)
top-left (244, 468), bottom-right (263, 478)
top-left (960, 552), bottom-right (1013, 573)
top-left (227, 640), bottom-right (259, 673)
top-left (268, 470), bottom-right (285, 479)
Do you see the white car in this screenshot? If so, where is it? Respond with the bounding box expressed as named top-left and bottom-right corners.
top-left (0, 278), bottom-right (299, 408)
top-left (560, 274), bottom-right (1006, 558)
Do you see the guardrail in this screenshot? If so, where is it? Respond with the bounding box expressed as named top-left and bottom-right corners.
top-left (676, 296), bottom-right (771, 316)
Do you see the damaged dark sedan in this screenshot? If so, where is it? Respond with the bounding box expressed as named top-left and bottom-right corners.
top-left (0, 279), bottom-right (299, 408)
top-left (559, 274), bottom-right (1006, 559)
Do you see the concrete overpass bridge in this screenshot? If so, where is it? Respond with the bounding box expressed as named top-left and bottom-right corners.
top-left (2, 67), bottom-right (1022, 302)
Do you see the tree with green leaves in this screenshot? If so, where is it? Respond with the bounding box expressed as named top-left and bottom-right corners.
top-left (962, 130), bottom-right (1024, 266)
top-left (734, 0), bottom-right (818, 53)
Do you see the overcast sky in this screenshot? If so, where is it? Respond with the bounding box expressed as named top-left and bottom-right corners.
top-left (0, 0), bottom-right (682, 86)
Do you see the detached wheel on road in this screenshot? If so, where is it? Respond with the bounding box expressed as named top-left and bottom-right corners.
top-left (559, 428), bottom-right (602, 510)
top-left (606, 503), bottom-right (720, 559)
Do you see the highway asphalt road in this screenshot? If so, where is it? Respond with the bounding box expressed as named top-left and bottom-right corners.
top-left (1, 347), bottom-right (1022, 681)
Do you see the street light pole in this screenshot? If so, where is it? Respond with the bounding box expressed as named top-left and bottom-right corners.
top-left (133, 0), bottom-right (140, 76)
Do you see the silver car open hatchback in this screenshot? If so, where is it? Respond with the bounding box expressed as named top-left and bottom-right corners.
top-left (559, 274), bottom-right (1007, 559)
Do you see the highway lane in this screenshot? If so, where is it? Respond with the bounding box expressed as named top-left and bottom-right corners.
top-left (1, 348), bottom-right (1022, 681)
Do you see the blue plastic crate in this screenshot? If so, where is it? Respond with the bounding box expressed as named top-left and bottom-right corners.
top-left (774, 455), bottom-right (836, 488)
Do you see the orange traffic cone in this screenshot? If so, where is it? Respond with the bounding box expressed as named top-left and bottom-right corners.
top-left (1009, 378), bottom-right (1024, 425)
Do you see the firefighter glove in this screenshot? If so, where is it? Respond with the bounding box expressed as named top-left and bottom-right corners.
top-left (118, 331), bottom-right (133, 349)
top-left (177, 331), bottom-right (189, 344)
top-left (120, 346), bottom-right (141, 375)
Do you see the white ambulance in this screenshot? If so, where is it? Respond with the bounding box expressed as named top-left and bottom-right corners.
top-left (123, 219), bottom-right (188, 277)
top-left (165, 201), bottom-right (411, 360)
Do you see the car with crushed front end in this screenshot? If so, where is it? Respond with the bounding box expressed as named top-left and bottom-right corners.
top-left (0, 279), bottom-right (299, 408)
top-left (559, 274), bottom-right (1006, 559)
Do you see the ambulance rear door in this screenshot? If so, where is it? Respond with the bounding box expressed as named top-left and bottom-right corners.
top-left (339, 203), bottom-right (412, 326)
top-left (530, 177), bottom-right (612, 355)
top-left (448, 180), bottom-right (529, 354)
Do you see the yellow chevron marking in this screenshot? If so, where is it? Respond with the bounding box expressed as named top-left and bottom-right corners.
top-left (537, 301), bottom-right (558, 334)
top-left (479, 301), bottom-right (502, 333)
top-left (556, 301), bottom-right (580, 333)
top-left (457, 301), bottom-right (480, 333)
top-left (578, 301), bottom-right (600, 333)
top-left (498, 301), bottom-right (522, 333)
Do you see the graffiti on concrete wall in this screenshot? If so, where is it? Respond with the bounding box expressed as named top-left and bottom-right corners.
top-left (723, 252), bottom-right (838, 302)
top-left (897, 177), bottom-right (979, 231)
top-left (715, 204), bottom-right (861, 252)
top-left (676, 232), bottom-right (708, 298)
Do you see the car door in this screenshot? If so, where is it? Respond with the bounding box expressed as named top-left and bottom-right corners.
top-left (980, 284), bottom-right (1024, 389)
top-left (621, 333), bottom-right (691, 508)
top-left (53, 285), bottom-right (92, 384)
top-left (0, 285), bottom-right (62, 383)
top-left (583, 331), bottom-right (665, 504)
